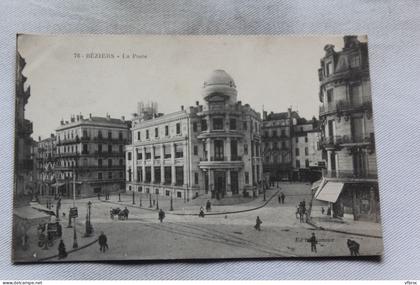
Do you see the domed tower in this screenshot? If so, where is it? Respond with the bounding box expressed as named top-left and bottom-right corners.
top-left (202, 69), bottom-right (238, 104)
top-left (197, 70), bottom-right (263, 200)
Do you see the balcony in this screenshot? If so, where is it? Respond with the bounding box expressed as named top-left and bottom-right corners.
top-left (57, 137), bottom-right (80, 146)
top-left (319, 67), bottom-right (369, 87)
top-left (197, 129), bottom-right (244, 139)
top-left (322, 169), bottom-right (377, 181)
top-left (319, 100), bottom-right (372, 117)
top-left (92, 136), bottom-right (128, 144)
top-left (320, 133), bottom-right (375, 150)
top-left (93, 151), bottom-right (125, 157)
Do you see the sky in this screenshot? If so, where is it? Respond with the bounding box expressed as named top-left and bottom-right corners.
top-left (17, 34), bottom-right (366, 140)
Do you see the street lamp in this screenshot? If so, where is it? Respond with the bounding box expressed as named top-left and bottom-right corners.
top-left (149, 193), bottom-right (152, 208)
top-left (72, 171), bottom-right (78, 249)
top-left (118, 192), bottom-right (121, 202)
top-left (156, 193), bottom-right (159, 210)
top-left (170, 192), bottom-right (174, 211)
top-left (139, 194), bottom-right (142, 207)
top-left (84, 201), bottom-right (93, 237)
top-left (132, 191), bottom-right (135, 205)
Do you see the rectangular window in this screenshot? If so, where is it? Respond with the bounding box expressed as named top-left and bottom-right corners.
top-left (175, 166), bottom-right (184, 186)
top-left (146, 130), bottom-right (149, 139)
top-left (194, 172), bottom-right (199, 184)
top-left (305, 147), bottom-right (309, 156)
top-left (193, 122), bottom-right (198, 132)
top-left (108, 131), bottom-right (112, 139)
top-left (155, 127), bottom-right (158, 138)
top-left (108, 172), bottom-right (112, 179)
top-left (350, 55), bottom-right (361, 68)
top-left (83, 130), bottom-right (88, 139)
top-left (305, 159), bottom-right (310, 168)
top-left (127, 152), bottom-right (132, 160)
top-left (154, 146), bottom-right (161, 159)
top-left (296, 137), bottom-right (299, 143)
top-left (98, 159), bottom-right (103, 167)
top-left (327, 89), bottom-right (333, 103)
top-left (281, 141), bottom-right (286, 149)
top-left (272, 130), bottom-right (277, 137)
top-left (82, 144), bottom-right (88, 154)
top-left (119, 172), bottom-right (123, 178)
top-left (214, 140), bottom-right (224, 161)
top-left (296, 160), bottom-right (301, 168)
top-left (245, 172), bottom-right (249, 184)
top-left (243, 121), bottom-right (247, 130)
top-left (154, 166), bottom-right (161, 183)
top-left (108, 144), bottom-right (112, 153)
top-left (164, 166), bottom-right (171, 184)
top-left (295, 148), bottom-right (300, 156)
top-left (119, 145), bottom-right (123, 153)
top-left (137, 150), bottom-right (142, 160)
top-left (177, 192), bottom-right (182, 198)
top-left (229, 118), bottom-right (236, 130)
top-left (326, 61), bottom-right (333, 76)
top-left (194, 145), bottom-right (198, 155)
top-left (165, 190), bottom-right (170, 196)
top-left (98, 131), bottom-right (103, 138)
top-left (244, 144), bottom-right (248, 155)
top-left (281, 129), bottom-right (286, 136)
top-left (213, 118), bottom-right (224, 130)
top-left (98, 144), bottom-right (102, 153)
top-left (176, 123), bottom-right (181, 134)
top-left (231, 140), bottom-right (238, 159)
top-left (175, 144), bottom-right (183, 158)
top-left (305, 136), bottom-right (308, 143)
top-left (137, 131), bottom-right (141, 140)
top-left (145, 149), bottom-right (151, 160)
top-left (165, 125), bottom-right (169, 136)
top-left (98, 172), bottom-right (103, 180)
top-left (118, 131), bottom-right (123, 140)
top-left (201, 120), bottom-right (207, 131)
top-left (145, 167), bottom-right (151, 183)
top-left (108, 159), bottom-right (112, 167)
top-left (164, 145), bottom-right (171, 159)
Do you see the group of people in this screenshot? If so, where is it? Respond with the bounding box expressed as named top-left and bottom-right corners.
top-left (296, 200), bottom-right (310, 223)
top-left (306, 233), bottom-right (361, 256)
top-left (58, 231), bottom-right (110, 259)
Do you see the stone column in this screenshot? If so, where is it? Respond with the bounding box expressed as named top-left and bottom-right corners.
top-left (160, 144), bottom-right (164, 184)
top-left (171, 143), bottom-right (176, 185)
top-left (226, 169), bottom-right (232, 197)
top-left (206, 138), bottom-right (211, 161)
top-left (225, 137), bottom-right (231, 161)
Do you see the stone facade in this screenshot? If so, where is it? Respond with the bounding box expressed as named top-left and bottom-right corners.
top-left (32, 134), bottom-right (57, 197)
top-left (125, 70), bottom-right (263, 200)
top-left (54, 114), bottom-right (130, 198)
top-left (317, 35), bottom-right (380, 222)
top-left (15, 52), bottom-right (34, 199)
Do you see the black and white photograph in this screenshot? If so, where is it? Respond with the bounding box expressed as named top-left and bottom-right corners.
top-left (13, 34), bottom-right (383, 263)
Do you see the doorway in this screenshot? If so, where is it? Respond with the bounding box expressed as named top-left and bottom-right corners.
top-left (213, 171), bottom-right (226, 199)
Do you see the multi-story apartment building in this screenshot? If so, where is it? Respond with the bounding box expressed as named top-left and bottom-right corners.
top-left (33, 134), bottom-right (57, 196)
top-left (315, 35), bottom-right (380, 222)
top-left (125, 70), bottom-right (263, 200)
top-left (292, 118), bottom-right (326, 181)
top-left (15, 52), bottom-right (34, 198)
top-left (54, 114), bottom-right (130, 198)
top-left (261, 109), bottom-right (298, 181)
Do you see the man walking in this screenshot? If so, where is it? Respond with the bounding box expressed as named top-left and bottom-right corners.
top-left (58, 239), bottom-right (67, 259)
top-left (98, 231), bottom-right (108, 253)
top-left (281, 192), bottom-right (285, 204)
top-left (307, 232), bottom-right (318, 253)
top-left (347, 239), bottom-right (360, 256)
top-left (158, 209), bottom-right (165, 223)
top-left (254, 216), bottom-right (262, 231)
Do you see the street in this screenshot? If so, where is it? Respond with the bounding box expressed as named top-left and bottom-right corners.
top-left (14, 182), bottom-right (383, 262)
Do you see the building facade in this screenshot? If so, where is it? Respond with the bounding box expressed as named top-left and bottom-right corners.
top-left (54, 114), bottom-right (130, 198)
top-left (33, 134), bottom-right (57, 197)
top-left (15, 52), bottom-right (34, 198)
top-left (125, 70), bottom-right (263, 200)
top-left (261, 109), bottom-right (298, 181)
top-left (292, 118), bottom-right (326, 181)
top-left (315, 35), bottom-right (380, 222)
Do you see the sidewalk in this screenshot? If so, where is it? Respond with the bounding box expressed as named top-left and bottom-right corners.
top-left (13, 216), bottom-right (98, 263)
top-left (309, 206), bottom-right (383, 238)
top-left (102, 189), bottom-right (280, 216)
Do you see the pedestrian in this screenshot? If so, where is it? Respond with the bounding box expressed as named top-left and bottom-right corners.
top-left (327, 206), bottom-right (331, 216)
top-left (58, 239), bottom-right (67, 259)
top-left (307, 233), bottom-right (317, 253)
top-left (199, 206), bottom-right (205, 218)
top-left (254, 216), bottom-right (262, 231)
top-left (278, 195), bottom-right (281, 204)
top-left (347, 239), bottom-right (360, 256)
top-left (97, 192), bottom-right (100, 200)
top-left (281, 192), bottom-right (285, 204)
top-left (158, 209), bottom-right (165, 222)
top-left (123, 207), bottom-right (129, 220)
top-left (321, 207), bottom-right (325, 215)
top-left (206, 200), bottom-right (211, 212)
top-left (98, 231), bottom-right (108, 253)
top-left (295, 205), bottom-right (300, 219)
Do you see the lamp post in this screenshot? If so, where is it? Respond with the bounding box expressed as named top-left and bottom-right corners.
top-left (132, 191), bottom-right (135, 205)
top-left (118, 192), bottom-right (121, 202)
top-left (170, 192), bottom-right (174, 211)
top-left (84, 201), bottom-right (93, 237)
top-left (139, 194), bottom-right (142, 207)
top-left (149, 193), bottom-right (152, 208)
top-left (156, 193), bottom-right (159, 210)
top-left (72, 172), bottom-right (78, 249)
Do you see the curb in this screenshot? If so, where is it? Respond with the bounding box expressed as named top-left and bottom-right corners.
top-left (306, 220), bottom-right (382, 239)
top-left (37, 237), bottom-right (99, 262)
top-left (102, 191), bottom-right (280, 217)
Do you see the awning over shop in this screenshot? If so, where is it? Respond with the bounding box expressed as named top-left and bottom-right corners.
top-left (29, 202), bottom-right (56, 216)
top-left (13, 206), bottom-right (51, 227)
top-left (315, 181), bottom-right (344, 203)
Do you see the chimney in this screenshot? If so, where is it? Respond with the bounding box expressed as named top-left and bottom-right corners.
top-left (76, 115), bottom-right (80, 121)
top-left (89, 113), bottom-right (92, 119)
top-left (38, 136), bottom-right (41, 142)
top-left (80, 114), bottom-right (83, 120)
top-left (60, 119), bottom-right (64, 125)
top-left (196, 101), bottom-right (199, 106)
top-left (50, 133), bottom-right (55, 138)
top-left (70, 115), bottom-right (75, 123)
top-left (181, 105), bottom-right (184, 111)
top-left (288, 107), bottom-right (292, 118)
top-left (121, 116), bottom-right (125, 121)
top-left (263, 111), bottom-right (267, 120)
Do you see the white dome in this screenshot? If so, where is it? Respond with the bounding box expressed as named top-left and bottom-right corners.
top-left (202, 70), bottom-right (237, 102)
